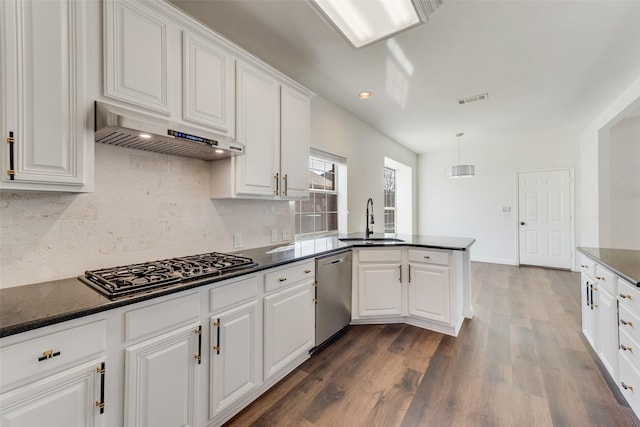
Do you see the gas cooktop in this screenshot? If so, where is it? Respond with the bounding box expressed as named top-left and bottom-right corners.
top-left (80, 252), bottom-right (257, 299)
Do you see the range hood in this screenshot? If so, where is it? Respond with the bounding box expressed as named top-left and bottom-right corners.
top-left (94, 101), bottom-right (244, 160)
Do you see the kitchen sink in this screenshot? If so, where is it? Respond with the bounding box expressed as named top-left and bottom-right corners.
top-left (339, 237), bottom-right (405, 244)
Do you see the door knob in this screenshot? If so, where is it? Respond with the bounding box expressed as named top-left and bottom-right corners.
top-left (520, 221), bottom-right (525, 225)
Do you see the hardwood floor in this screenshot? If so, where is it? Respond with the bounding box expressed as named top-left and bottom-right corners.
top-left (225, 263), bottom-right (640, 427)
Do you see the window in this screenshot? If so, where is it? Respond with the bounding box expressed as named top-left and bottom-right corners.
top-left (384, 166), bottom-right (396, 233)
top-left (294, 157), bottom-right (339, 235)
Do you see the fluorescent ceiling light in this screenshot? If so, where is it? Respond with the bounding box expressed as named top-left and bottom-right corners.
top-left (308, 0), bottom-right (440, 49)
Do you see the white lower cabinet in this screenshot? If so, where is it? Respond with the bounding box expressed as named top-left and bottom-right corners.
top-left (357, 263), bottom-right (403, 317)
top-left (581, 274), bottom-right (597, 347)
top-left (263, 261), bottom-right (315, 380)
top-left (595, 285), bottom-right (618, 379)
top-left (124, 322), bottom-right (201, 427)
top-left (408, 262), bottom-right (450, 324)
top-left (0, 317), bottom-right (107, 427)
top-left (0, 359), bottom-right (105, 427)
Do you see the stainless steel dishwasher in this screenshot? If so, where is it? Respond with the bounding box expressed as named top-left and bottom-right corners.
top-left (314, 250), bottom-right (352, 348)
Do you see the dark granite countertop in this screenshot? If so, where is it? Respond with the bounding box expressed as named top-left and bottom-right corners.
top-left (0, 233), bottom-right (475, 338)
top-left (577, 247), bottom-right (640, 286)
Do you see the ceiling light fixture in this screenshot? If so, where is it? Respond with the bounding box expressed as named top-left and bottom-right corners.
top-left (448, 133), bottom-right (475, 179)
top-left (307, 0), bottom-right (440, 49)
top-left (359, 91), bottom-right (373, 99)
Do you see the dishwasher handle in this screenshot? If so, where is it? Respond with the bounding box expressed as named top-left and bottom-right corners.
top-left (321, 256), bottom-right (349, 268)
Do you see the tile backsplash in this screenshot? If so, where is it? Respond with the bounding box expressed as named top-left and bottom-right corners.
top-left (0, 144), bottom-right (294, 289)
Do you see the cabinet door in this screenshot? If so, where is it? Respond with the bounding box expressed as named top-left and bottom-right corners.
top-left (183, 30), bottom-right (235, 135)
top-left (264, 280), bottom-right (314, 379)
top-left (125, 323), bottom-right (200, 427)
top-left (280, 85), bottom-right (310, 199)
top-left (210, 300), bottom-right (259, 418)
top-left (104, 0), bottom-right (172, 114)
top-left (581, 275), bottom-right (596, 348)
top-left (235, 61), bottom-right (280, 197)
top-left (358, 263), bottom-right (402, 317)
top-left (0, 0), bottom-right (89, 190)
top-left (0, 359), bottom-right (104, 427)
top-left (596, 287), bottom-right (618, 380)
top-left (409, 263), bottom-right (451, 324)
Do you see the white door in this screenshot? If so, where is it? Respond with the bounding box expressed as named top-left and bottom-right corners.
top-left (357, 263), bottom-right (403, 317)
top-left (408, 263), bottom-right (451, 324)
top-left (518, 169), bottom-right (572, 269)
top-left (280, 85), bottom-right (310, 199)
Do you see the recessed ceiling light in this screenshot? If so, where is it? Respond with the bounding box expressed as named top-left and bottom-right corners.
top-left (359, 92), bottom-right (373, 99)
top-left (139, 133), bottom-right (152, 139)
top-left (308, 0), bottom-right (441, 49)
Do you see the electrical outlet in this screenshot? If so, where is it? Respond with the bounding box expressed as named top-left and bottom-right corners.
top-left (271, 229), bottom-right (278, 243)
top-left (282, 228), bottom-right (290, 241)
top-left (233, 233), bottom-right (242, 249)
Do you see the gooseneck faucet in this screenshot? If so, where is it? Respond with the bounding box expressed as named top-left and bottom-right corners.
top-left (365, 197), bottom-right (375, 238)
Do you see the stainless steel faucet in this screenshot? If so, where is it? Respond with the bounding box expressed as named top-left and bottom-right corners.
top-left (365, 197), bottom-right (375, 238)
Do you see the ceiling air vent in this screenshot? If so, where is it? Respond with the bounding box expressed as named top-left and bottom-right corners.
top-left (457, 93), bottom-right (489, 105)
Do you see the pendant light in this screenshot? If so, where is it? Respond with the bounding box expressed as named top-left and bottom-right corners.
top-left (448, 132), bottom-right (475, 178)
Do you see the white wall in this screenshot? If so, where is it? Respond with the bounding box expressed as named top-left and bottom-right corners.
top-left (0, 144), bottom-right (294, 288)
top-left (604, 116), bottom-right (640, 249)
top-left (418, 130), bottom-right (579, 265)
top-left (578, 74), bottom-right (640, 248)
top-left (310, 96), bottom-right (418, 235)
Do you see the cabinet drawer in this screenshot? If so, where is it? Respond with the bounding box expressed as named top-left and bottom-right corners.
top-left (264, 261), bottom-right (314, 293)
top-left (210, 276), bottom-right (258, 313)
top-left (125, 293), bottom-right (200, 342)
top-left (619, 351), bottom-right (640, 416)
top-left (620, 304), bottom-right (640, 345)
top-left (620, 328), bottom-right (640, 370)
top-left (619, 279), bottom-right (640, 314)
top-left (595, 264), bottom-right (617, 295)
top-left (358, 249), bottom-right (402, 263)
top-left (578, 253), bottom-right (596, 279)
top-left (0, 320), bottom-right (106, 388)
top-left (408, 249), bottom-right (449, 266)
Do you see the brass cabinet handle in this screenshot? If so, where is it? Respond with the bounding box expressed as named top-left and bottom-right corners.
top-left (278, 277), bottom-right (287, 282)
top-left (283, 174), bottom-right (288, 196)
top-left (274, 172), bottom-right (279, 195)
top-left (620, 344), bottom-right (633, 353)
top-left (580, 264), bottom-right (588, 268)
top-left (620, 319), bottom-right (634, 327)
top-left (6, 131), bottom-right (16, 180)
top-left (596, 276), bottom-right (605, 281)
top-left (408, 265), bottom-right (412, 283)
top-left (96, 362), bottom-right (106, 414)
top-left (213, 318), bottom-right (221, 355)
top-left (194, 325), bottom-right (202, 364)
top-left (621, 382), bottom-right (634, 391)
top-left (304, 269), bottom-right (311, 274)
top-left (38, 349), bottom-right (61, 362)
top-left (620, 293), bottom-right (633, 300)
top-left (398, 265), bottom-right (402, 283)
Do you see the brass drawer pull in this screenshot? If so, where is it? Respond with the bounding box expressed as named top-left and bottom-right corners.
top-left (620, 294), bottom-right (633, 300)
top-left (580, 264), bottom-right (588, 268)
top-left (278, 277), bottom-right (287, 282)
top-left (304, 269), bottom-right (312, 274)
top-left (596, 276), bottom-right (606, 281)
top-left (38, 349), bottom-right (61, 362)
top-left (620, 319), bottom-right (634, 327)
top-left (620, 344), bottom-right (633, 353)
top-left (621, 382), bottom-right (634, 391)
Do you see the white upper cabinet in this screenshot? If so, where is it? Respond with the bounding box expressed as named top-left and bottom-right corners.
top-left (234, 61), bottom-right (281, 197)
top-left (0, 0), bottom-right (92, 191)
top-left (211, 61), bottom-right (312, 200)
top-left (280, 85), bottom-right (310, 199)
top-left (183, 30), bottom-right (235, 136)
top-left (103, 0), bottom-right (174, 115)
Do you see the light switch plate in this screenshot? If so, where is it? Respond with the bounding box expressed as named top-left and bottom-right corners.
top-left (282, 228), bottom-right (290, 241)
top-left (271, 229), bottom-right (278, 243)
top-left (234, 233), bottom-right (242, 249)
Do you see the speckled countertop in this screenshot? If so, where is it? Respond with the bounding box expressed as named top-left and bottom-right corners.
top-left (577, 247), bottom-right (640, 286)
top-left (0, 233), bottom-right (475, 338)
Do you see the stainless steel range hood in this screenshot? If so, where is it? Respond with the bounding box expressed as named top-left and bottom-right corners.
top-left (94, 101), bottom-right (244, 160)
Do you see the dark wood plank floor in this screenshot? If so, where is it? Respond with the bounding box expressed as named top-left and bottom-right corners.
top-left (225, 263), bottom-right (640, 427)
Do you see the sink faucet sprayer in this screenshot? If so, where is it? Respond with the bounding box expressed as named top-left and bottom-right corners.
top-left (365, 197), bottom-right (375, 238)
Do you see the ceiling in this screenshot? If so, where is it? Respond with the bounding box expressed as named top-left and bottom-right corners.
top-left (170, 0), bottom-right (640, 154)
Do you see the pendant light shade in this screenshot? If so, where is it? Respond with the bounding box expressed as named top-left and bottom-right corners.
top-left (448, 133), bottom-right (475, 178)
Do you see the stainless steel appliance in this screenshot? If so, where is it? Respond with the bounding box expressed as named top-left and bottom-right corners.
top-left (94, 101), bottom-right (245, 160)
top-left (314, 250), bottom-right (352, 348)
top-left (80, 252), bottom-right (257, 299)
